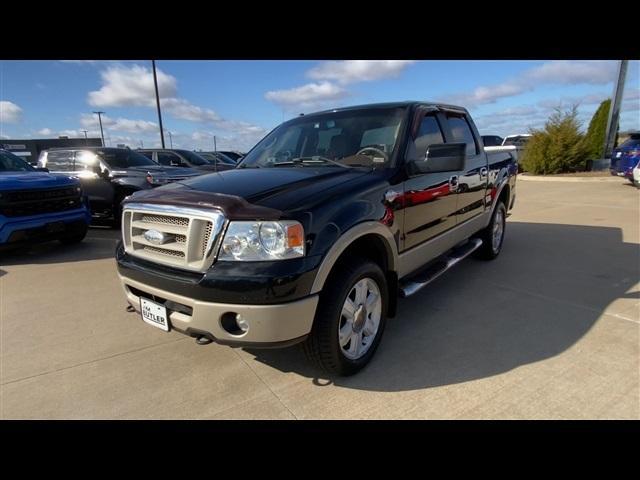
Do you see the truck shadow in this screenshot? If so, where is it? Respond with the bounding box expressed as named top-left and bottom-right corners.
top-left (0, 226), bottom-right (120, 267)
top-left (245, 222), bottom-right (640, 391)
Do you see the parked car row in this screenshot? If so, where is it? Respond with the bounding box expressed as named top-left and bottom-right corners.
top-left (34, 147), bottom-right (246, 226)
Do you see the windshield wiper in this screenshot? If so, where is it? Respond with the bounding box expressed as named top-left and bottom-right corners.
top-left (287, 156), bottom-right (350, 168)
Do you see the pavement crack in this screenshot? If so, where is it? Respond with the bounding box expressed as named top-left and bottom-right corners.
top-left (1, 337), bottom-right (188, 387)
top-left (232, 349), bottom-right (299, 420)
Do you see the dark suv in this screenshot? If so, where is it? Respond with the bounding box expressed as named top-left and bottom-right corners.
top-left (138, 149), bottom-right (234, 172)
top-left (195, 151), bottom-right (238, 169)
top-left (38, 147), bottom-right (199, 226)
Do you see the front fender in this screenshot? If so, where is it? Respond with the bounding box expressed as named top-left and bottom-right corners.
top-left (309, 221), bottom-right (398, 294)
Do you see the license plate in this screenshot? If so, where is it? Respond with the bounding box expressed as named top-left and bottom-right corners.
top-left (46, 221), bottom-right (65, 233)
top-left (616, 152), bottom-right (622, 158)
top-left (140, 297), bottom-right (169, 331)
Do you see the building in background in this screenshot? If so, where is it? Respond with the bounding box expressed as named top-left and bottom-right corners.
top-left (1, 138), bottom-right (103, 165)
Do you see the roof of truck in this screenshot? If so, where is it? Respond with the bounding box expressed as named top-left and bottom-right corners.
top-left (304, 101), bottom-right (467, 117)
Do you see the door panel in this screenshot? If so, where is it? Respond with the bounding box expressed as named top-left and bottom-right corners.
top-left (401, 111), bottom-right (460, 251)
top-left (402, 171), bottom-right (458, 250)
top-left (442, 113), bottom-right (487, 224)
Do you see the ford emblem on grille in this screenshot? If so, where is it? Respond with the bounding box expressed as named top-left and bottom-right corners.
top-left (144, 229), bottom-right (168, 245)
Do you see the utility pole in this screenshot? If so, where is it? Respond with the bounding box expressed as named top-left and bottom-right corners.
top-left (80, 129), bottom-right (88, 145)
top-left (152, 60), bottom-right (166, 149)
top-left (166, 130), bottom-right (173, 149)
top-left (214, 135), bottom-right (217, 152)
top-left (602, 60), bottom-right (629, 167)
top-left (92, 111), bottom-right (105, 146)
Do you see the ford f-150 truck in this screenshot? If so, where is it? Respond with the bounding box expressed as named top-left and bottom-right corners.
top-left (116, 102), bottom-right (517, 375)
top-left (1, 149), bottom-right (91, 250)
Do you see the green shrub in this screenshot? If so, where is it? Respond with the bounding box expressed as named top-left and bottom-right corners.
top-left (520, 105), bottom-right (589, 174)
top-left (581, 99), bottom-right (611, 160)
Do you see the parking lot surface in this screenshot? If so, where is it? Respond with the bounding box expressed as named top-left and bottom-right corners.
top-left (1, 179), bottom-right (638, 419)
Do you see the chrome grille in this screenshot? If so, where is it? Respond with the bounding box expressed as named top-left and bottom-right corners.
top-left (140, 214), bottom-right (189, 227)
top-left (122, 203), bottom-right (226, 272)
top-left (144, 245), bottom-right (185, 258)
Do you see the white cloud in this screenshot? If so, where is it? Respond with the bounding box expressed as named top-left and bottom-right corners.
top-left (526, 61), bottom-right (617, 86)
top-left (308, 60), bottom-right (415, 85)
top-left (88, 64), bottom-right (177, 107)
top-left (265, 82), bottom-right (347, 111)
top-left (0, 101), bottom-right (23, 123)
top-left (37, 128), bottom-right (53, 135)
top-left (444, 61), bottom-right (618, 108)
top-left (80, 113), bottom-right (157, 133)
top-left (161, 98), bottom-right (220, 123)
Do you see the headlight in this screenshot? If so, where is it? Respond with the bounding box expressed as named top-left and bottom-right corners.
top-left (146, 174), bottom-right (168, 185)
top-left (219, 220), bottom-right (304, 261)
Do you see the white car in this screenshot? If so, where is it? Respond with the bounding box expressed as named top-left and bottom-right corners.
top-left (633, 162), bottom-right (640, 188)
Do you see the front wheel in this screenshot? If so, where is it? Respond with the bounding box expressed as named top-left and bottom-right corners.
top-left (303, 257), bottom-right (388, 376)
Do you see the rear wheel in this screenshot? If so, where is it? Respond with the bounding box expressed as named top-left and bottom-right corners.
top-left (303, 257), bottom-right (388, 376)
top-left (474, 201), bottom-right (506, 260)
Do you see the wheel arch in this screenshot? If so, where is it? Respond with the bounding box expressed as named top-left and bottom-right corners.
top-left (310, 222), bottom-right (398, 296)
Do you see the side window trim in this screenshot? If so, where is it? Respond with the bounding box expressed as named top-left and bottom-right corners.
top-left (404, 108), bottom-right (447, 163)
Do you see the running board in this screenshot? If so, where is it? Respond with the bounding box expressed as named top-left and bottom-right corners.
top-left (399, 238), bottom-right (483, 298)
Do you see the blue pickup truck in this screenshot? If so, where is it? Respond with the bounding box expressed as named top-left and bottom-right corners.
top-left (610, 133), bottom-right (640, 183)
top-left (0, 149), bottom-right (91, 250)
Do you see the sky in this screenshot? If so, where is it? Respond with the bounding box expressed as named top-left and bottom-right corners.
top-left (1, 60), bottom-right (638, 151)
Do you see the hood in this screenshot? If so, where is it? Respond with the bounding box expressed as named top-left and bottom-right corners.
top-left (125, 166), bottom-right (373, 217)
top-left (179, 166), bottom-right (371, 205)
top-left (0, 171), bottom-right (80, 190)
top-left (194, 164), bottom-right (235, 172)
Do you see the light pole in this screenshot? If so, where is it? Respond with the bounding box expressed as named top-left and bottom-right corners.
top-left (166, 130), bottom-right (173, 149)
top-left (603, 60), bottom-right (629, 166)
top-left (92, 111), bottom-right (105, 147)
top-left (80, 129), bottom-right (88, 145)
top-left (152, 60), bottom-right (166, 149)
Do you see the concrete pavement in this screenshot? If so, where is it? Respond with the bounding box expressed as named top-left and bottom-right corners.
top-left (1, 178), bottom-right (638, 419)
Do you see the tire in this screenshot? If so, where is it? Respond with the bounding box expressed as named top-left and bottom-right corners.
top-left (59, 225), bottom-right (88, 245)
top-left (474, 201), bottom-right (506, 260)
top-left (303, 257), bottom-right (388, 376)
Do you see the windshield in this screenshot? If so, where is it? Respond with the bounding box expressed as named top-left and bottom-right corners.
top-left (0, 150), bottom-right (35, 172)
top-left (617, 135), bottom-right (640, 149)
top-left (96, 149), bottom-right (157, 168)
top-left (503, 136), bottom-right (531, 147)
top-left (177, 150), bottom-right (209, 166)
top-left (239, 107), bottom-right (407, 169)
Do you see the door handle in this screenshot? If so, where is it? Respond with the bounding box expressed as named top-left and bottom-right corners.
top-left (449, 175), bottom-right (459, 192)
top-left (480, 167), bottom-right (488, 178)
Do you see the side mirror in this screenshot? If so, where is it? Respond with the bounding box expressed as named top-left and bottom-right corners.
top-left (407, 142), bottom-right (466, 175)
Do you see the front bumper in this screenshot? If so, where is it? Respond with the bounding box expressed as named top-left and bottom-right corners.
top-left (120, 274), bottom-right (318, 347)
top-left (0, 208), bottom-right (91, 245)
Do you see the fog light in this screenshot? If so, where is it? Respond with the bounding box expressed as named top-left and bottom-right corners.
top-left (220, 311), bottom-right (249, 336)
top-left (236, 314), bottom-right (249, 333)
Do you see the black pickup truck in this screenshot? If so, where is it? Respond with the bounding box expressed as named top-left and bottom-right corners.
top-left (116, 102), bottom-right (517, 375)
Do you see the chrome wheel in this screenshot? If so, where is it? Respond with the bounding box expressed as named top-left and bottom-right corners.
top-left (338, 277), bottom-right (382, 360)
top-left (492, 208), bottom-right (505, 252)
